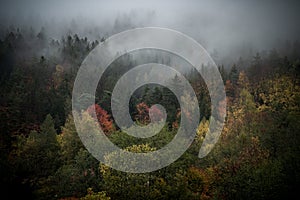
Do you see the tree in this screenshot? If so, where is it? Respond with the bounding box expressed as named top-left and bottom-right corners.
top-left (12, 114), bottom-right (60, 198)
top-left (249, 52), bottom-right (262, 80)
top-left (219, 65), bottom-right (227, 83)
top-left (100, 144), bottom-right (156, 199)
top-left (37, 27), bottom-right (47, 48)
top-left (80, 188), bottom-right (110, 200)
top-left (229, 64), bottom-right (238, 85)
top-left (50, 149), bottom-right (101, 198)
top-left (237, 71), bottom-right (250, 90)
top-left (135, 102), bottom-right (150, 124)
top-left (58, 114), bottom-right (83, 162)
top-left (87, 104), bottom-right (114, 135)
top-left (19, 114), bottom-right (60, 177)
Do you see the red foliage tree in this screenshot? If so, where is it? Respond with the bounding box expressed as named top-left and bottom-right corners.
top-left (135, 102), bottom-right (165, 125)
top-left (135, 102), bottom-right (150, 124)
top-left (149, 104), bottom-right (165, 122)
top-left (87, 104), bottom-right (114, 135)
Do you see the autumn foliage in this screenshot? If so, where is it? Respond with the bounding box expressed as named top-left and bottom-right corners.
top-left (135, 102), bottom-right (165, 124)
top-left (135, 102), bottom-right (150, 124)
top-left (87, 104), bottom-right (114, 135)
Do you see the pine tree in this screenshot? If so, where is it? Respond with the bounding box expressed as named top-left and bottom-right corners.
top-left (58, 114), bottom-right (83, 162)
top-left (229, 64), bottom-right (238, 85)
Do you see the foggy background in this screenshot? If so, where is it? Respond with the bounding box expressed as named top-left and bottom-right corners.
top-left (0, 0), bottom-right (299, 64)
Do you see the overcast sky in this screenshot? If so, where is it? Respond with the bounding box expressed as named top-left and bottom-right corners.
top-left (0, 0), bottom-right (299, 60)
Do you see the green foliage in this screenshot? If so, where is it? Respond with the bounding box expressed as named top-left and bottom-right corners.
top-left (58, 114), bottom-right (84, 162)
top-left (14, 114), bottom-right (60, 178)
top-left (49, 149), bottom-right (100, 198)
top-left (229, 64), bottom-right (239, 85)
top-left (10, 115), bottom-right (60, 199)
top-left (1, 27), bottom-right (300, 199)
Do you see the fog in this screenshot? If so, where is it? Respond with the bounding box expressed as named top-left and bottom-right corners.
top-left (0, 0), bottom-right (299, 62)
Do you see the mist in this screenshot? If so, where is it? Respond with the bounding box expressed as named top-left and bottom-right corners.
top-left (1, 1), bottom-right (300, 198)
top-left (0, 0), bottom-right (299, 63)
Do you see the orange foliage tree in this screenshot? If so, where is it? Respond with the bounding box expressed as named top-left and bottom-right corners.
top-left (87, 104), bottom-right (114, 135)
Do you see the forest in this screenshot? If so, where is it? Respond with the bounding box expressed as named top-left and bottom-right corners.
top-left (0, 24), bottom-right (299, 200)
top-left (0, 1), bottom-right (300, 200)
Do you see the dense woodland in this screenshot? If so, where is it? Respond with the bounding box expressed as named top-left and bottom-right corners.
top-left (0, 26), bottom-right (299, 200)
